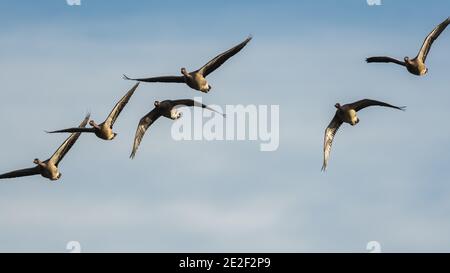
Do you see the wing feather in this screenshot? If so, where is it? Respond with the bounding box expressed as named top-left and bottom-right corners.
top-left (49, 113), bottom-right (90, 166)
top-left (347, 99), bottom-right (406, 112)
top-left (123, 74), bottom-right (184, 83)
top-left (322, 114), bottom-right (343, 171)
top-left (366, 56), bottom-right (406, 66)
top-left (196, 36), bottom-right (252, 77)
top-left (105, 82), bottom-right (140, 127)
top-left (46, 127), bottom-right (95, 134)
top-left (130, 108), bottom-right (162, 159)
top-left (0, 167), bottom-right (40, 180)
top-left (171, 99), bottom-right (225, 117)
top-left (417, 17), bottom-right (450, 63)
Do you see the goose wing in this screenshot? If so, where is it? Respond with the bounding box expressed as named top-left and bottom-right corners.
top-left (0, 166), bottom-right (41, 180)
top-left (105, 82), bottom-right (140, 128)
top-left (46, 127), bottom-right (96, 134)
top-left (49, 113), bottom-right (90, 166)
top-left (322, 114), bottom-right (343, 172)
top-left (366, 56), bottom-right (406, 66)
top-left (171, 99), bottom-right (226, 117)
top-left (130, 108), bottom-right (163, 159)
top-left (196, 36), bottom-right (252, 77)
top-left (123, 74), bottom-right (184, 83)
top-left (417, 17), bottom-right (450, 63)
top-left (347, 99), bottom-right (406, 112)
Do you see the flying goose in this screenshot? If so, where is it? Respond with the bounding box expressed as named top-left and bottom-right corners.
top-left (130, 99), bottom-right (225, 159)
top-left (0, 114), bottom-right (89, 181)
top-left (47, 82), bottom-right (140, 140)
top-left (366, 17), bottom-right (450, 76)
top-left (123, 36), bottom-right (252, 93)
top-left (322, 99), bottom-right (405, 171)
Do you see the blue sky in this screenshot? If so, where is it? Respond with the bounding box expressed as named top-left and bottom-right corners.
top-left (0, 0), bottom-right (450, 252)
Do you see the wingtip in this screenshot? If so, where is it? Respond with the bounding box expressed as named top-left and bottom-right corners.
top-left (123, 74), bottom-right (131, 80)
top-left (400, 106), bottom-right (407, 111)
top-left (130, 81), bottom-right (141, 91)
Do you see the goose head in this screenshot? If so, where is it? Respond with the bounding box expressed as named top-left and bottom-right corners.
top-left (89, 120), bottom-right (100, 129)
top-left (154, 101), bottom-right (161, 108)
top-left (404, 56), bottom-right (411, 64)
top-left (33, 158), bottom-right (45, 168)
top-left (334, 103), bottom-right (342, 110)
top-left (181, 67), bottom-right (188, 76)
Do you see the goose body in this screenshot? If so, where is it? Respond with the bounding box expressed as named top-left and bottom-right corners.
top-left (47, 82), bottom-right (140, 140)
top-left (322, 99), bottom-right (405, 171)
top-left (130, 99), bottom-right (225, 159)
top-left (405, 58), bottom-right (428, 76)
top-left (366, 17), bottom-right (449, 76)
top-left (94, 123), bottom-right (116, 140)
top-left (187, 73), bottom-right (211, 93)
top-left (39, 162), bottom-right (61, 181)
top-left (337, 107), bottom-right (359, 126)
top-left (0, 114), bottom-right (89, 181)
top-left (123, 36), bottom-right (252, 93)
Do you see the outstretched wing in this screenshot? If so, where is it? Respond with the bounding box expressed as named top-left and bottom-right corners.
top-left (49, 113), bottom-right (90, 166)
top-left (417, 17), bottom-right (450, 63)
top-left (322, 114), bottom-right (343, 172)
top-left (130, 108), bottom-right (163, 159)
top-left (196, 36), bottom-right (252, 77)
top-left (123, 74), bottom-right (184, 83)
top-left (171, 99), bottom-right (226, 117)
top-left (46, 127), bottom-right (95, 134)
top-left (366, 56), bottom-right (406, 66)
top-left (347, 99), bottom-right (406, 112)
top-left (105, 82), bottom-right (140, 128)
top-left (0, 166), bottom-right (40, 180)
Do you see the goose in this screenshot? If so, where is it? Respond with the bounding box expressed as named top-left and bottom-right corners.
top-left (322, 99), bottom-right (405, 171)
top-left (47, 82), bottom-right (140, 140)
top-left (0, 114), bottom-right (89, 181)
top-left (123, 36), bottom-right (252, 93)
top-left (130, 99), bottom-right (225, 158)
top-left (366, 17), bottom-right (450, 76)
